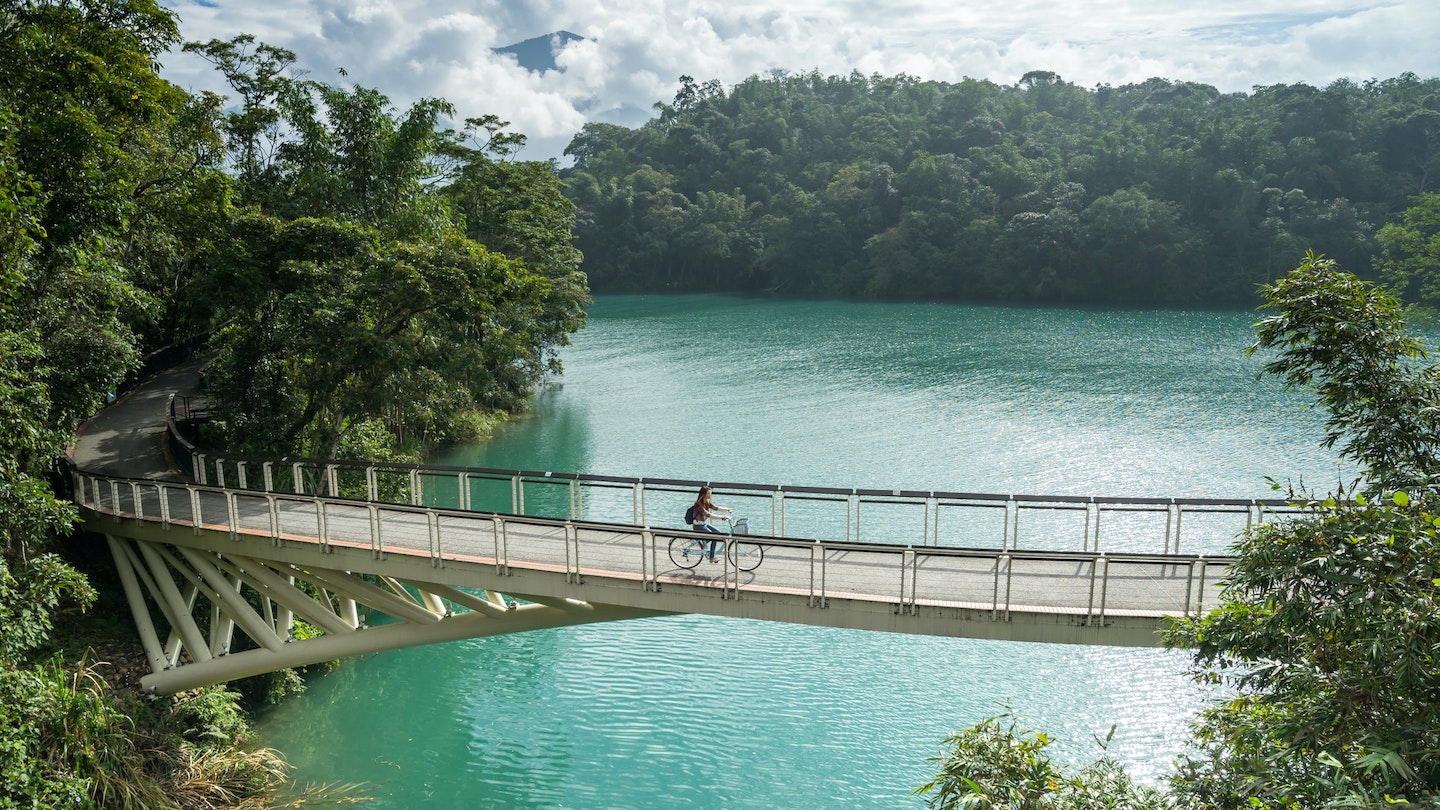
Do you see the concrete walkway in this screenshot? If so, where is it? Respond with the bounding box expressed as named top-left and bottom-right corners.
top-left (70, 359), bottom-right (204, 480)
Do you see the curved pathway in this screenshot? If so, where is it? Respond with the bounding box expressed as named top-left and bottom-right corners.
top-left (71, 359), bottom-right (204, 479)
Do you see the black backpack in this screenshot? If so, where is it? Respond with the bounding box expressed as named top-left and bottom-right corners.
top-left (684, 504), bottom-right (696, 524)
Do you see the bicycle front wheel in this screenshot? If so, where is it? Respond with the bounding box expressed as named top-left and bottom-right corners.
top-left (669, 536), bottom-right (704, 569)
top-left (727, 540), bottom-right (764, 572)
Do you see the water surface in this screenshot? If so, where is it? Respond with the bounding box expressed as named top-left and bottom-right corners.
top-left (261, 296), bottom-right (1350, 808)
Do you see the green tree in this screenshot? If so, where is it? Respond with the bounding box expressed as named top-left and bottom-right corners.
top-left (1167, 490), bottom-right (1440, 808)
top-left (0, 4), bottom-right (313, 807)
top-left (917, 712), bottom-right (1167, 809)
top-left (565, 69), bottom-right (1440, 305)
top-left (193, 45), bottom-right (590, 457)
top-left (1249, 252), bottom-right (1440, 489)
top-left (922, 253), bottom-right (1440, 808)
top-left (1165, 253), bottom-right (1440, 807)
top-left (1376, 192), bottom-right (1440, 313)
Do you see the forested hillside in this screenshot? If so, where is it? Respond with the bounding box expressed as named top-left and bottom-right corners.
top-left (0, 2), bottom-right (583, 804)
top-left (562, 70), bottom-right (1440, 304)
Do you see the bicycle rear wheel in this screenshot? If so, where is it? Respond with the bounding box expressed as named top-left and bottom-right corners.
top-left (727, 540), bottom-right (764, 572)
top-left (669, 536), bottom-right (705, 569)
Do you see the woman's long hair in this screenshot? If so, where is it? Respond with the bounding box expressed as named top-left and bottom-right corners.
top-left (692, 486), bottom-right (713, 510)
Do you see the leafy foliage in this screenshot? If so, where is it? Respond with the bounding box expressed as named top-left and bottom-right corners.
top-left (917, 712), bottom-right (1168, 809)
top-left (187, 39), bottom-right (588, 457)
top-left (0, 7), bottom-right (583, 808)
top-left (1376, 192), bottom-right (1440, 316)
top-left (1250, 251), bottom-right (1440, 490)
top-left (0, 657), bottom-right (367, 809)
top-left (925, 256), bottom-right (1440, 807)
top-left (564, 71), bottom-right (1439, 304)
top-left (1161, 258), bottom-right (1440, 807)
top-left (1166, 490), bottom-right (1440, 808)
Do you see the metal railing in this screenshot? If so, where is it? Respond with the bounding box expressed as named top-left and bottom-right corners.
top-left (75, 469), bottom-right (1231, 623)
top-left (165, 393), bottom-right (1295, 556)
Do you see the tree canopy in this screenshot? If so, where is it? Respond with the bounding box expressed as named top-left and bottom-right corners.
top-left (923, 256), bottom-right (1440, 808)
top-left (184, 37), bottom-right (588, 458)
top-left (0, 5), bottom-right (586, 805)
top-left (563, 71), bottom-right (1440, 305)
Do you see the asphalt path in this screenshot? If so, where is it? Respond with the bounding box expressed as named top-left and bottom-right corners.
top-left (71, 359), bottom-right (204, 480)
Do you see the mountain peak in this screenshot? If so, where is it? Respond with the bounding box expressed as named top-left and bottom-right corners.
top-left (493, 31), bottom-right (586, 73)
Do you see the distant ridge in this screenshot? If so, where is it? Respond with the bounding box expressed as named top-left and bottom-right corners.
top-left (493, 30), bottom-right (585, 73)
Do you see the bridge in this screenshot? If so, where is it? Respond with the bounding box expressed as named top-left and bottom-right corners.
top-left (71, 362), bottom-right (1293, 695)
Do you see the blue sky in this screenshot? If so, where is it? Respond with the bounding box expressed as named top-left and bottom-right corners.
top-left (158, 1), bottom-right (1440, 161)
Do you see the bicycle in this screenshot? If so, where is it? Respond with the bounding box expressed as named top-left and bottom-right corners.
top-left (668, 517), bottom-right (764, 572)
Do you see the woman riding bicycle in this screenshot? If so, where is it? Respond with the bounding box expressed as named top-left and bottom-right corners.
top-left (689, 486), bottom-right (732, 561)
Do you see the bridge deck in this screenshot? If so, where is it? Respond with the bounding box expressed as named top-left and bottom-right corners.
top-left (80, 475), bottom-right (1225, 642)
top-left (67, 360), bottom-right (1248, 694)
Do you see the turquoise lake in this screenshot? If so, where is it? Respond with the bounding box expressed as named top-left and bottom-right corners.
top-left (258, 295), bottom-right (1352, 808)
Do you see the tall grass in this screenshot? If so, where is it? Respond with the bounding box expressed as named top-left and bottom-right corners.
top-left (0, 653), bottom-right (369, 809)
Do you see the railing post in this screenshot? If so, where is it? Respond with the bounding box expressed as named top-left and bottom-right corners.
top-left (992, 553), bottom-right (1009, 620)
top-left (410, 469), bottom-right (422, 506)
top-left (225, 490), bottom-right (238, 540)
top-left (1173, 503), bottom-right (1184, 554)
top-left (776, 488), bottom-right (786, 538)
top-left (368, 504), bottom-right (382, 558)
top-left (214, 460), bottom-right (226, 489)
top-left (196, 453), bottom-right (207, 485)
top-left (108, 480), bottom-right (121, 521)
top-left (1086, 554), bottom-right (1100, 626)
top-left (641, 528), bottom-right (656, 591)
top-left (564, 522), bottom-right (580, 583)
top-left (158, 483), bottom-right (171, 529)
top-left (326, 464), bottom-right (339, 498)
top-left (896, 548), bottom-right (917, 615)
top-left (188, 486), bottom-right (202, 535)
top-left (722, 535), bottom-right (737, 600)
top-left (1195, 558), bottom-right (1209, 614)
top-left (1184, 559), bottom-right (1197, 616)
top-left (314, 498), bottom-right (327, 551)
top-left (426, 510), bottom-right (441, 566)
top-left (459, 471), bottom-right (470, 511)
top-left (366, 466), bottom-right (378, 502)
top-left (262, 461), bottom-right (273, 493)
top-left (266, 494), bottom-right (279, 544)
top-left (1003, 553), bottom-right (1015, 621)
top-left (806, 542), bottom-right (830, 608)
top-left (1096, 555), bottom-right (1111, 625)
top-left (292, 462), bottom-right (304, 495)
top-left (492, 516), bottom-right (509, 575)
top-left (237, 461), bottom-right (248, 490)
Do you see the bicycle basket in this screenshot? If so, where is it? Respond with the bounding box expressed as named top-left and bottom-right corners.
top-left (732, 518), bottom-right (749, 535)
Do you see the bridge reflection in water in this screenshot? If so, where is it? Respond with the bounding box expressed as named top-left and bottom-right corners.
top-left (75, 439), bottom-right (1295, 695)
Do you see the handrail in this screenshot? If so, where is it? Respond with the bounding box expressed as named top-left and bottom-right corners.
top-left (159, 399), bottom-right (1295, 555)
top-left (73, 469), bottom-right (1234, 623)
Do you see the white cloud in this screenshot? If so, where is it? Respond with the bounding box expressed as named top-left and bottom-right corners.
top-left (159, 0), bottom-right (1440, 160)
